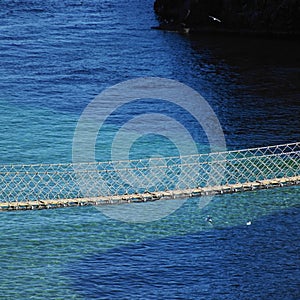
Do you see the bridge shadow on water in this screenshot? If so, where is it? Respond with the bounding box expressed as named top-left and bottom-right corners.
top-left (65, 206), bottom-right (300, 300)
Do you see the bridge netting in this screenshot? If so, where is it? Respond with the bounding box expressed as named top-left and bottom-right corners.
top-left (0, 142), bottom-right (299, 203)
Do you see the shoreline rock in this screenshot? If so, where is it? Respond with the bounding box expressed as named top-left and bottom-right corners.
top-left (153, 0), bottom-right (300, 37)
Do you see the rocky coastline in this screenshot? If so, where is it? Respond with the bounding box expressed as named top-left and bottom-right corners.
top-left (153, 0), bottom-right (300, 37)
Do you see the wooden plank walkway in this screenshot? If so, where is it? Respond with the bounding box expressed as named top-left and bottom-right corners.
top-left (1, 175), bottom-right (299, 211)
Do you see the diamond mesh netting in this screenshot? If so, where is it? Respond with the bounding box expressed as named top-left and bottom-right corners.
top-left (0, 142), bottom-right (299, 204)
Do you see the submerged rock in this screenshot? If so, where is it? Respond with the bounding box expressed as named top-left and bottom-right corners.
top-left (154, 0), bottom-right (300, 36)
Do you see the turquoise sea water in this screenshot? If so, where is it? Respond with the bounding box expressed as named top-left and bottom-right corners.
top-left (1, 188), bottom-right (299, 299)
top-left (0, 0), bottom-right (299, 299)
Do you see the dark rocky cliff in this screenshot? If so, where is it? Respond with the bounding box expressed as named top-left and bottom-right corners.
top-left (154, 0), bottom-right (300, 36)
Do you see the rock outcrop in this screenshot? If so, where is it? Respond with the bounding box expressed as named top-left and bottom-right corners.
top-left (154, 0), bottom-right (300, 36)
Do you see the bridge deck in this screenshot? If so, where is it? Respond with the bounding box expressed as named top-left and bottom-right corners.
top-left (1, 175), bottom-right (299, 211)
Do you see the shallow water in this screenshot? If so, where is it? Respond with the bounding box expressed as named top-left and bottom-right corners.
top-left (0, 0), bottom-right (299, 299)
top-left (1, 187), bottom-right (299, 299)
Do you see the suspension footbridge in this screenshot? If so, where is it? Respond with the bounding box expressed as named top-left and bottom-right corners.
top-left (0, 142), bottom-right (299, 211)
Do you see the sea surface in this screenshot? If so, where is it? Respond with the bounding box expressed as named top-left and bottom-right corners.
top-left (0, 0), bottom-right (299, 299)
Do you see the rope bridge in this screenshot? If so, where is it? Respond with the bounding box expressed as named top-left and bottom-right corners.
top-left (0, 142), bottom-right (299, 210)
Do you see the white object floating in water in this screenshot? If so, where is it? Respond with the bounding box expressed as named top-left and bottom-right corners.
top-left (246, 221), bottom-right (252, 226)
top-left (206, 216), bottom-right (213, 224)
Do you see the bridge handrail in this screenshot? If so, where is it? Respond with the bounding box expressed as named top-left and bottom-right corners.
top-left (0, 142), bottom-right (299, 203)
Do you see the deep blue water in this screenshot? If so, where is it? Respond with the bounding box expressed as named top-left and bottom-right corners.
top-left (68, 207), bottom-right (300, 300)
top-left (0, 0), bottom-right (299, 299)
